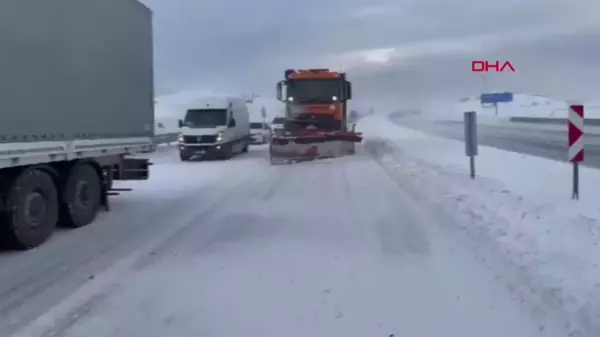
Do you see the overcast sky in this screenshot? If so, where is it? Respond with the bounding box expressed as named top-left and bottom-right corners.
top-left (141, 0), bottom-right (600, 112)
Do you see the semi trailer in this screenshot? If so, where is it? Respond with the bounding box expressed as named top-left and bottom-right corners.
top-left (0, 0), bottom-right (154, 250)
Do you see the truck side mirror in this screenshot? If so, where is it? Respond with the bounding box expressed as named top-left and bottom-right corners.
top-left (178, 119), bottom-right (183, 128)
top-left (345, 81), bottom-right (352, 100)
top-left (228, 118), bottom-right (236, 128)
top-left (276, 81), bottom-right (283, 101)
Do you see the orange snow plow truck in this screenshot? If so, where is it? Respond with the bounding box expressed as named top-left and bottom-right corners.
top-left (269, 68), bottom-right (363, 164)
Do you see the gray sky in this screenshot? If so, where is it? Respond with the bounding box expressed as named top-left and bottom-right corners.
top-left (141, 0), bottom-right (600, 112)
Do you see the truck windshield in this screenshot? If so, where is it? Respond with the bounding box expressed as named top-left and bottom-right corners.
top-left (272, 117), bottom-right (285, 124)
top-left (286, 79), bottom-right (342, 104)
top-left (183, 109), bottom-right (227, 127)
top-left (250, 122), bottom-right (266, 129)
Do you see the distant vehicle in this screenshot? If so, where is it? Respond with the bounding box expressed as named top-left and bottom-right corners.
top-left (270, 116), bottom-right (286, 131)
top-left (178, 97), bottom-right (251, 161)
top-left (250, 122), bottom-right (271, 145)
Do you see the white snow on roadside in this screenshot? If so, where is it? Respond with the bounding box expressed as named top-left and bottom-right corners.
top-left (413, 93), bottom-right (600, 124)
top-left (247, 96), bottom-right (284, 123)
top-left (7, 149), bottom-right (270, 337)
top-left (358, 115), bottom-right (600, 336)
top-left (396, 93), bottom-right (600, 139)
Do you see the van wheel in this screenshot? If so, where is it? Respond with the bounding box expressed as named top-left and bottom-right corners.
top-left (242, 143), bottom-right (249, 153)
top-left (59, 163), bottom-right (102, 228)
top-left (180, 153), bottom-right (191, 161)
top-left (0, 169), bottom-right (59, 250)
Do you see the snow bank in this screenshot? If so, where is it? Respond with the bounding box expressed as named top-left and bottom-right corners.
top-left (358, 115), bottom-right (600, 336)
top-left (455, 94), bottom-right (569, 118)
top-left (154, 90), bottom-right (284, 126)
top-left (154, 117), bottom-right (179, 135)
top-left (247, 97), bottom-right (284, 123)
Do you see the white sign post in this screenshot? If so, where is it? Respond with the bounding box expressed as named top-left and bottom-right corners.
top-left (464, 111), bottom-right (478, 179)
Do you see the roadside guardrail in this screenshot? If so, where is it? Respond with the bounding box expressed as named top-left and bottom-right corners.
top-left (509, 117), bottom-right (600, 125)
top-left (139, 132), bottom-right (179, 153)
top-left (153, 132), bottom-right (179, 145)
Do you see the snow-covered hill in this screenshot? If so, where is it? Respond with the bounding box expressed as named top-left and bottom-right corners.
top-left (417, 93), bottom-right (600, 122)
top-left (246, 97), bottom-right (284, 123)
top-left (454, 93), bottom-right (572, 118)
top-left (153, 89), bottom-right (284, 132)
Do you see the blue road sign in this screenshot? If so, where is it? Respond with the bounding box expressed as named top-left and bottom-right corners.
top-left (480, 92), bottom-right (513, 104)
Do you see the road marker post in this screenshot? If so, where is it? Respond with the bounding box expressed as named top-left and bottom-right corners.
top-left (464, 111), bottom-right (478, 179)
top-left (568, 104), bottom-right (584, 200)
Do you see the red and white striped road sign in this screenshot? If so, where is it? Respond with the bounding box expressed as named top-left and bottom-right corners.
top-left (568, 104), bottom-right (584, 162)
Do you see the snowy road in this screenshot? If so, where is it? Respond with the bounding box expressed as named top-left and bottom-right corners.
top-left (391, 117), bottom-right (600, 168)
top-left (3, 145), bottom-right (548, 336)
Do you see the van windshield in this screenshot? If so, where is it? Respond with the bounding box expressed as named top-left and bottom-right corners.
top-left (183, 109), bottom-right (227, 127)
top-left (272, 117), bottom-right (285, 124)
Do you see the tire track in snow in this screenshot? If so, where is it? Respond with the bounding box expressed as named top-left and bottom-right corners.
top-left (8, 159), bottom-right (268, 337)
top-left (364, 137), bottom-right (583, 336)
top-left (16, 145), bottom-right (548, 337)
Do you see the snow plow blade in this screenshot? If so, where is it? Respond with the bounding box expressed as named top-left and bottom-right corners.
top-left (268, 132), bottom-right (362, 165)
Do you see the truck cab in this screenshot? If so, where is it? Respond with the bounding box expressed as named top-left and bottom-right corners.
top-left (276, 69), bottom-right (352, 131)
top-left (177, 97), bottom-right (250, 161)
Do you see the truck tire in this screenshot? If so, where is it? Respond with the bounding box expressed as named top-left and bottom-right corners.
top-left (59, 163), bottom-right (102, 228)
top-left (180, 153), bottom-right (191, 161)
top-left (0, 169), bottom-right (59, 250)
top-left (242, 143), bottom-right (249, 153)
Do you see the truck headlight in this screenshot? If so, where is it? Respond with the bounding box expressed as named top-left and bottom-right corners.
top-left (216, 132), bottom-right (223, 142)
top-left (178, 134), bottom-right (184, 142)
top-left (287, 97), bottom-right (294, 101)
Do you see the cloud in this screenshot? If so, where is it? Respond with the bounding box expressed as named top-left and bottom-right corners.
top-left (141, 0), bottom-right (600, 111)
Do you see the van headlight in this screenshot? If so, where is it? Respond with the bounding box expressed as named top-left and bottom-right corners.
top-left (178, 133), bottom-right (184, 142)
top-left (216, 132), bottom-right (223, 142)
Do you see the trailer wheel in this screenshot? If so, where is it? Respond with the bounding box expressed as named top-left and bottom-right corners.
top-left (59, 164), bottom-right (102, 228)
top-left (0, 169), bottom-right (59, 250)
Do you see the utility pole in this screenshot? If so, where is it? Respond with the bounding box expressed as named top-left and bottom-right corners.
top-left (261, 106), bottom-right (267, 124)
top-left (244, 92), bottom-right (259, 103)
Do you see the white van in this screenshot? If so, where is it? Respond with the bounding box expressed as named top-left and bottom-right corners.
top-left (177, 97), bottom-right (250, 161)
top-left (270, 116), bottom-right (286, 131)
top-left (249, 121), bottom-right (271, 144)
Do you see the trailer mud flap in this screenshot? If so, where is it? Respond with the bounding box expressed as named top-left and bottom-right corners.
top-left (113, 158), bottom-right (151, 180)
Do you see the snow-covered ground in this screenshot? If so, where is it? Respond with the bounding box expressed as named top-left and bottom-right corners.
top-left (7, 114), bottom-right (600, 336)
top-left (10, 145), bottom-right (567, 336)
top-left (247, 96), bottom-right (284, 123)
top-left (154, 96), bottom-right (182, 135)
top-left (154, 116), bottom-right (179, 135)
top-left (398, 93), bottom-right (600, 135)
top-left (360, 115), bottom-right (600, 336)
